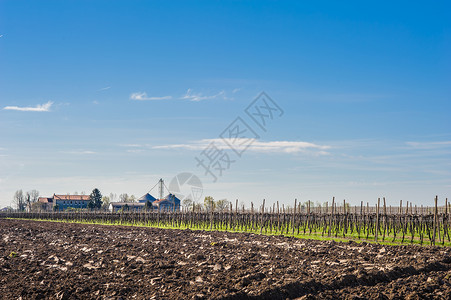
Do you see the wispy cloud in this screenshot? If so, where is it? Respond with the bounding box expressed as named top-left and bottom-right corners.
top-left (120, 144), bottom-right (143, 148)
top-left (181, 89), bottom-right (225, 101)
top-left (61, 150), bottom-right (96, 155)
top-left (126, 149), bottom-right (145, 153)
top-left (153, 138), bottom-right (330, 154)
top-left (97, 86), bottom-right (111, 91)
top-left (406, 141), bottom-right (451, 150)
top-left (130, 92), bottom-right (172, 101)
top-left (0, 35), bottom-right (3, 38)
top-left (129, 88), bottom-right (235, 102)
top-left (3, 101), bottom-right (53, 112)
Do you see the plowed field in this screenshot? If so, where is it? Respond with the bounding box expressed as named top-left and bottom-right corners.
top-left (1, 219), bottom-right (451, 299)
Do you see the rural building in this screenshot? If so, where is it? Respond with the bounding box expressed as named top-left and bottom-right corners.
top-left (36, 194), bottom-right (91, 211)
top-left (108, 192), bottom-right (180, 212)
top-left (138, 193), bottom-right (157, 203)
top-left (108, 192), bottom-right (157, 212)
top-left (152, 194), bottom-right (181, 211)
top-left (36, 197), bottom-right (53, 211)
top-left (53, 194), bottom-right (91, 211)
top-left (109, 202), bottom-right (146, 212)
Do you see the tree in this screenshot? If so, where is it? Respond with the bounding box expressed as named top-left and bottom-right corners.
top-left (101, 196), bottom-right (110, 211)
top-left (25, 191), bottom-right (31, 212)
top-left (204, 196), bottom-right (215, 212)
top-left (301, 200), bottom-right (314, 212)
top-left (89, 188), bottom-right (102, 210)
top-left (87, 201), bottom-right (94, 210)
top-left (192, 202), bottom-right (203, 212)
top-left (344, 202), bottom-right (351, 211)
top-left (129, 195), bottom-right (136, 203)
top-left (182, 198), bottom-right (193, 210)
top-left (109, 193), bottom-right (118, 202)
top-left (144, 200), bottom-right (153, 211)
top-left (31, 201), bottom-right (46, 212)
top-left (13, 190), bottom-right (26, 211)
top-left (119, 193), bottom-right (129, 202)
top-left (29, 190), bottom-right (39, 203)
top-left (216, 199), bottom-right (230, 212)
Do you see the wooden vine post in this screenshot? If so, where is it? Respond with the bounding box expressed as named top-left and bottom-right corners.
top-left (260, 199), bottom-right (265, 234)
top-left (328, 197), bottom-right (334, 237)
top-left (375, 198), bottom-right (380, 243)
top-left (382, 197), bottom-right (387, 241)
top-left (292, 198), bottom-right (297, 235)
top-left (433, 195), bottom-right (438, 246)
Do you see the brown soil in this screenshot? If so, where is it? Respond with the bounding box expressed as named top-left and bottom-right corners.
top-left (1, 219), bottom-right (451, 300)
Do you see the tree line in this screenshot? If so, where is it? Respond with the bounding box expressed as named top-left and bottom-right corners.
top-left (12, 190), bottom-right (40, 212)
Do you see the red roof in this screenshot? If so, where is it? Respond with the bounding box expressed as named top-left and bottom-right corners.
top-left (54, 194), bottom-right (90, 201)
top-left (38, 197), bottom-right (53, 203)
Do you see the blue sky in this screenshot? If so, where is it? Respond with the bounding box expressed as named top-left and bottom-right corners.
top-left (0, 1), bottom-right (450, 208)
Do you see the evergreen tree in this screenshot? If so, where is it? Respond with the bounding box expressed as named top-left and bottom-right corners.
top-left (89, 188), bottom-right (102, 210)
top-left (144, 200), bottom-right (152, 211)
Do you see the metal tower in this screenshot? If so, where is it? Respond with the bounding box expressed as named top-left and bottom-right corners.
top-left (159, 178), bottom-right (164, 200)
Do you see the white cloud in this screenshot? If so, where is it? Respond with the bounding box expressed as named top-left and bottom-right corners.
top-left (3, 101), bottom-right (53, 112)
top-left (129, 89), bottom-right (234, 102)
top-left (181, 89), bottom-right (225, 101)
top-left (153, 138), bottom-right (330, 154)
top-left (406, 141), bottom-right (451, 149)
top-left (120, 144), bottom-right (143, 148)
top-left (97, 86), bottom-right (111, 91)
top-left (126, 149), bottom-right (145, 153)
top-left (130, 92), bottom-right (172, 101)
top-left (61, 150), bottom-right (96, 155)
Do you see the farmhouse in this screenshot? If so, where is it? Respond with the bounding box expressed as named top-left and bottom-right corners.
top-left (53, 194), bottom-right (91, 211)
top-left (108, 192), bottom-right (158, 212)
top-left (36, 194), bottom-right (91, 211)
top-left (153, 194), bottom-right (181, 211)
top-left (109, 202), bottom-right (146, 212)
top-left (37, 197), bottom-right (53, 211)
top-left (138, 193), bottom-right (157, 203)
top-left (108, 192), bottom-right (181, 212)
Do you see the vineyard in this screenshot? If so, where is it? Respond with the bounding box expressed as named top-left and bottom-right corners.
top-left (3, 196), bottom-right (450, 246)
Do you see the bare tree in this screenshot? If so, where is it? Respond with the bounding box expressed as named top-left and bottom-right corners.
top-left (101, 196), bottom-right (110, 210)
top-left (13, 190), bottom-right (26, 211)
top-left (109, 193), bottom-right (118, 202)
top-left (182, 198), bottom-right (193, 210)
top-left (192, 202), bottom-right (203, 212)
top-left (216, 199), bottom-right (230, 212)
top-left (119, 193), bottom-right (129, 202)
top-left (204, 196), bottom-right (215, 212)
top-left (29, 190), bottom-right (39, 203)
top-left (25, 191), bottom-right (31, 212)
